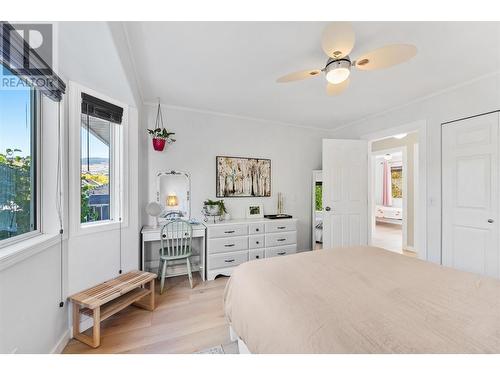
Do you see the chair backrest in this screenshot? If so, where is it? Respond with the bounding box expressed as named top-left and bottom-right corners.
top-left (160, 219), bottom-right (193, 258)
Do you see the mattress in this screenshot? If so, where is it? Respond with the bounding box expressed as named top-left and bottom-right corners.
top-left (223, 246), bottom-right (500, 353)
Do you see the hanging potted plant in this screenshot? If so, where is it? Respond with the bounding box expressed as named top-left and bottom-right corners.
top-left (148, 99), bottom-right (176, 151)
top-left (148, 127), bottom-right (176, 151)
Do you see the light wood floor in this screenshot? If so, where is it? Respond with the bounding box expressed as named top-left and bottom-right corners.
top-left (372, 222), bottom-right (417, 257)
top-left (62, 274), bottom-right (235, 354)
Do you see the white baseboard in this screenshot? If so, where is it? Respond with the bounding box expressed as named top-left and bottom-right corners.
top-left (51, 329), bottom-right (70, 354)
top-left (405, 246), bottom-right (416, 252)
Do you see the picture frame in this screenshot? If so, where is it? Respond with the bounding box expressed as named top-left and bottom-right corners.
top-left (246, 204), bottom-right (264, 219)
top-left (216, 156), bottom-right (271, 197)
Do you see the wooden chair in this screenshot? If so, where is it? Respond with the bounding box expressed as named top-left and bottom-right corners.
top-left (158, 219), bottom-right (194, 294)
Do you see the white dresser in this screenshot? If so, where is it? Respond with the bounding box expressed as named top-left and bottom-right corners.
top-left (205, 218), bottom-right (298, 280)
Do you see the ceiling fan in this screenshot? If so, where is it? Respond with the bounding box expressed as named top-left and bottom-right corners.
top-left (276, 22), bottom-right (417, 95)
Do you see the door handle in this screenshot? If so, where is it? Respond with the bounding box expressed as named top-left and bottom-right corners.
top-left (224, 259), bottom-right (235, 263)
top-left (488, 219), bottom-right (494, 223)
top-left (277, 238), bottom-right (286, 242)
top-left (224, 244), bottom-right (235, 247)
top-left (325, 207), bottom-right (331, 211)
top-left (224, 230), bottom-right (235, 234)
top-left (277, 251), bottom-right (286, 255)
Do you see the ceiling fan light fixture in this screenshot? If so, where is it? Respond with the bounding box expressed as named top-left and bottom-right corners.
top-left (325, 59), bottom-right (351, 84)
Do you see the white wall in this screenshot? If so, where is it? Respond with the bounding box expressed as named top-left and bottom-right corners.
top-left (331, 72), bottom-right (500, 264)
top-left (58, 23), bottom-right (142, 293)
top-left (144, 106), bottom-right (330, 251)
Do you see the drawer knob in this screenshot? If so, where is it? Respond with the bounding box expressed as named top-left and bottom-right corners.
top-left (277, 226), bottom-right (286, 229)
top-left (256, 241), bottom-right (260, 244)
top-left (162, 234), bottom-right (166, 238)
top-left (277, 251), bottom-right (286, 255)
top-left (224, 230), bottom-right (235, 234)
top-left (256, 228), bottom-right (259, 232)
top-left (224, 259), bottom-right (235, 263)
top-left (256, 255), bottom-right (260, 259)
top-left (225, 244), bottom-right (235, 247)
top-left (277, 238), bottom-right (286, 242)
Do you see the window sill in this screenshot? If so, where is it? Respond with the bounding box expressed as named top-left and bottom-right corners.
top-left (0, 233), bottom-right (61, 271)
top-left (71, 220), bottom-right (129, 238)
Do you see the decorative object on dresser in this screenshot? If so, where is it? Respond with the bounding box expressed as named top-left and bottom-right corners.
top-left (147, 98), bottom-right (176, 151)
top-left (205, 218), bottom-right (298, 280)
top-left (277, 192), bottom-right (284, 214)
top-left (246, 204), bottom-right (264, 219)
top-left (263, 192), bottom-right (293, 219)
top-left (156, 170), bottom-right (191, 221)
top-left (216, 156), bottom-right (271, 197)
top-left (202, 199), bottom-right (227, 223)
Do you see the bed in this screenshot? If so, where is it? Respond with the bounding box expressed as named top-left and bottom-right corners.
top-left (224, 246), bottom-right (500, 353)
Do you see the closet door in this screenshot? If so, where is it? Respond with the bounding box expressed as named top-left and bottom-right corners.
top-left (442, 112), bottom-right (500, 277)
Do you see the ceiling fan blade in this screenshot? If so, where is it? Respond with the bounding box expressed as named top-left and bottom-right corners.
top-left (354, 44), bottom-right (417, 71)
top-left (276, 69), bottom-right (322, 83)
top-left (321, 22), bottom-right (355, 59)
top-left (326, 78), bottom-right (350, 96)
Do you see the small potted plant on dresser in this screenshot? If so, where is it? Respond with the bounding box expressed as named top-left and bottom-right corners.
top-left (202, 199), bottom-right (227, 222)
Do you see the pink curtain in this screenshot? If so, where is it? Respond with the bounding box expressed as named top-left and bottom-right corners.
top-left (382, 160), bottom-right (392, 206)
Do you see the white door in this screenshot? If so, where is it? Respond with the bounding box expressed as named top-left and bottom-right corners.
top-left (322, 139), bottom-right (368, 249)
top-left (442, 112), bottom-right (500, 277)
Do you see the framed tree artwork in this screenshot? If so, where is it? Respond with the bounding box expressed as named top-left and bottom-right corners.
top-left (216, 156), bottom-right (271, 197)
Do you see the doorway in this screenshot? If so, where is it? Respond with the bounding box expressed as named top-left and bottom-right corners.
top-left (369, 132), bottom-right (418, 257)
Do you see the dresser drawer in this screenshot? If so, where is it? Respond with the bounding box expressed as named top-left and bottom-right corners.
top-left (249, 248), bottom-right (265, 260)
top-left (209, 250), bottom-right (248, 269)
top-left (248, 223), bottom-right (264, 235)
top-left (208, 236), bottom-right (248, 254)
top-left (265, 221), bottom-right (296, 233)
top-left (265, 245), bottom-right (296, 258)
top-left (208, 224), bottom-right (248, 238)
top-left (249, 234), bottom-right (264, 249)
top-left (265, 231), bottom-right (297, 247)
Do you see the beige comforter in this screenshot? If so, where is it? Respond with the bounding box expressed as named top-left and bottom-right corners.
top-left (224, 246), bottom-right (500, 353)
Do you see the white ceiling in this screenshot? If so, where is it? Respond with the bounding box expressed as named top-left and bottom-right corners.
top-left (124, 22), bottom-right (500, 130)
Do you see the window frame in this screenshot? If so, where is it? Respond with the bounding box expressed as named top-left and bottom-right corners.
top-left (68, 82), bottom-right (128, 237)
top-left (0, 84), bottom-right (42, 249)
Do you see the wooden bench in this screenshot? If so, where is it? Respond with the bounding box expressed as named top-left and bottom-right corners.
top-left (69, 270), bottom-right (156, 348)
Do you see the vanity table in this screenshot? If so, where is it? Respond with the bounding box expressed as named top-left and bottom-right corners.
top-left (142, 170), bottom-right (207, 280)
top-left (140, 224), bottom-right (206, 281)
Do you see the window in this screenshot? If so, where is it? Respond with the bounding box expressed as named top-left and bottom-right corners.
top-left (74, 88), bottom-right (125, 230)
top-left (0, 66), bottom-right (39, 244)
top-left (80, 115), bottom-right (112, 223)
top-left (391, 166), bottom-right (403, 199)
top-left (315, 182), bottom-right (323, 211)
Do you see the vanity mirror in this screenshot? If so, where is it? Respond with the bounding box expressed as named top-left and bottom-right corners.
top-left (156, 170), bottom-right (191, 220)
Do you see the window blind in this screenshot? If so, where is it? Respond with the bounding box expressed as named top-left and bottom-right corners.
top-left (0, 21), bottom-right (66, 102)
top-left (81, 93), bottom-right (123, 125)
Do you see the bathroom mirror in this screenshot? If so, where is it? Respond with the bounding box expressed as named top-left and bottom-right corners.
top-left (156, 170), bottom-right (191, 220)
